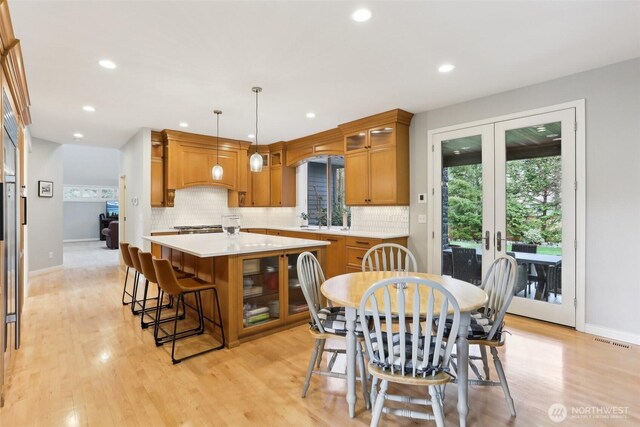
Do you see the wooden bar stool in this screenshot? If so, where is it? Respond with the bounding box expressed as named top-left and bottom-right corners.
top-left (137, 251), bottom-right (181, 329)
top-left (119, 242), bottom-right (136, 306)
top-left (152, 258), bottom-right (225, 364)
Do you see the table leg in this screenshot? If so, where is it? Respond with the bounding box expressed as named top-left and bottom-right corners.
top-left (345, 306), bottom-right (357, 418)
top-left (457, 311), bottom-right (471, 427)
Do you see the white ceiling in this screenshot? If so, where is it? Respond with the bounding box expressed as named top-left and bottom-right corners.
top-left (10, 1), bottom-right (640, 149)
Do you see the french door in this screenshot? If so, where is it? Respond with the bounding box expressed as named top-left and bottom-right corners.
top-left (432, 108), bottom-right (576, 326)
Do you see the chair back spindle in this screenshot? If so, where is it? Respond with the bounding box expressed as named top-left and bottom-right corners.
top-left (297, 252), bottom-right (327, 333)
top-left (362, 243), bottom-right (417, 273)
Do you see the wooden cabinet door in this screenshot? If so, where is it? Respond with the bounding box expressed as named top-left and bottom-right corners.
top-left (270, 166), bottom-right (282, 206)
top-left (369, 146), bottom-right (397, 204)
top-left (151, 157), bottom-right (164, 206)
top-left (320, 235), bottom-right (346, 278)
top-left (251, 165), bottom-right (271, 206)
top-left (345, 151), bottom-right (370, 205)
top-left (180, 146), bottom-right (212, 187)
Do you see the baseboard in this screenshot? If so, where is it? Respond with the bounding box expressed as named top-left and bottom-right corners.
top-left (29, 265), bottom-right (63, 277)
top-left (584, 323), bottom-right (640, 346)
top-left (63, 238), bottom-right (100, 242)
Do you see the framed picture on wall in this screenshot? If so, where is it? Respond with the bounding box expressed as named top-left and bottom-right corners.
top-left (38, 180), bottom-right (53, 197)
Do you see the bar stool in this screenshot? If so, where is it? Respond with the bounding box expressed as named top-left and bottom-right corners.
top-left (137, 251), bottom-right (180, 329)
top-left (119, 242), bottom-right (136, 306)
top-left (152, 258), bottom-right (225, 364)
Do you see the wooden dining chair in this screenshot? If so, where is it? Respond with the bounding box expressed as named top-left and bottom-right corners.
top-left (450, 255), bottom-right (518, 417)
top-left (359, 277), bottom-right (460, 427)
top-left (297, 252), bottom-right (370, 408)
top-left (362, 243), bottom-right (417, 272)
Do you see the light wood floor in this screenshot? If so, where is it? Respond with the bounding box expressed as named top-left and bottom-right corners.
top-left (1, 242), bottom-right (639, 426)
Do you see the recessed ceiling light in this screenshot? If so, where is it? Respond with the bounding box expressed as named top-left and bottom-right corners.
top-left (306, 112), bottom-right (316, 119)
top-left (438, 64), bottom-right (455, 73)
top-left (73, 133), bottom-right (84, 139)
top-left (82, 105), bottom-right (95, 112)
top-left (98, 59), bottom-right (117, 69)
top-left (352, 9), bottom-right (372, 22)
top-left (248, 134), bottom-right (255, 139)
top-left (179, 122), bottom-right (189, 128)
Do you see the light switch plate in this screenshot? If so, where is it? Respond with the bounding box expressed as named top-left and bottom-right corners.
top-left (418, 214), bottom-right (427, 224)
top-left (418, 193), bottom-right (427, 204)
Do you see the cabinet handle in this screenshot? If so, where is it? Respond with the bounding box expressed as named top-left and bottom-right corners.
top-left (356, 241), bottom-right (370, 245)
top-left (326, 238), bottom-right (338, 242)
top-left (356, 256), bottom-right (363, 260)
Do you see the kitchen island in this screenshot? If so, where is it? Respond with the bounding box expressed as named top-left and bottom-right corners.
top-left (143, 232), bottom-right (328, 348)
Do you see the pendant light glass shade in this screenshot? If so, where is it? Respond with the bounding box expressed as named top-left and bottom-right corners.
top-left (212, 163), bottom-right (224, 180)
top-left (249, 151), bottom-right (263, 172)
top-left (212, 109), bottom-right (224, 180)
top-left (250, 86), bottom-right (264, 172)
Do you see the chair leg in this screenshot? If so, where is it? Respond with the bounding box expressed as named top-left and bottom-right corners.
top-left (212, 288), bottom-right (225, 346)
top-left (302, 339), bottom-right (321, 398)
top-left (370, 376), bottom-right (378, 407)
top-left (370, 379), bottom-right (387, 427)
top-left (121, 266), bottom-right (132, 305)
top-left (170, 295), bottom-right (183, 364)
top-left (140, 279), bottom-right (150, 328)
top-left (429, 385), bottom-right (445, 427)
top-left (130, 271), bottom-right (140, 314)
top-left (316, 339), bottom-right (325, 368)
top-left (491, 347), bottom-right (516, 417)
top-left (479, 345), bottom-right (490, 380)
top-left (153, 289), bottom-right (164, 345)
top-left (356, 342), bottom-right (370, 409)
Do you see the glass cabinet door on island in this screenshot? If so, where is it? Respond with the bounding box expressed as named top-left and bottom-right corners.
top-left (286, 252), bottom-right (313, 317)
top-left (242, 255), bottom-right (281, 328)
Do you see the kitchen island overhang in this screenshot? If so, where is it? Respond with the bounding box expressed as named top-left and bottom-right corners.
top-left (143, 232), bottom-right (329, 348)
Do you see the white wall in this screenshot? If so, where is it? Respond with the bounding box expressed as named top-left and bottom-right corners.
top-left (62, 144), bottom-right (120, 241)
top-left (120, 128), bottom-right (152, 250)
top-left (409, 57), bottom-right (640, 340)
top-left (28, 138), bottom-right (63, 272)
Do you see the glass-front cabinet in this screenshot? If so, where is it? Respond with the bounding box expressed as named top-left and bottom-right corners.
top-left (241, 254), bottom-right (281, 328)
top-left (239, 250), bottom-right (313, 336)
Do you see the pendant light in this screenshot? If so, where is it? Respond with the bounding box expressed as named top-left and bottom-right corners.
top-left (249, 86), bottom-right (264, 172)
top-left (211, 110), bottom-right (224, 180)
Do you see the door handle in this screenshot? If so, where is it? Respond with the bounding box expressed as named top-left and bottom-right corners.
top-left (484, 231), bottom-right (490, 250)
top-left (496, 231), bottom-right (503, 252)
top-left (21, 196), bottom-right (27, 226)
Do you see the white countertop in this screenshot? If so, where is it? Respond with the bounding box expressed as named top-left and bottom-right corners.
top-left (150, 226), bottom-right (408, 239)
top-left (143, 232), bottom-right (329, 258)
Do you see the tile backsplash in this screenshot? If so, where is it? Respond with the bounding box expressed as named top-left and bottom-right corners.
top-left (151, 186), bottom-right (409, 234)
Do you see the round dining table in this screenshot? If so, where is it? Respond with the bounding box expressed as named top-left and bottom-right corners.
top-left (321, 271), bottom-right (488, 426)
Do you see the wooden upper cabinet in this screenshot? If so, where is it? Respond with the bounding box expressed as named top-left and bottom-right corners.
top-left (285, 128), bottom-right (344, 167)
top-left (270, 143), bottom-right (296, 207)
top-left (339, 109), bottom-right (413, 206)
top-left (344, 150), bottom-right (369, 205)
top-left (162, 130), bottom-right (250, 198)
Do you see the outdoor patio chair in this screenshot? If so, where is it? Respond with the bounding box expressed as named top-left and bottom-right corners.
top-left (451, 247), bottom-right (481, 285)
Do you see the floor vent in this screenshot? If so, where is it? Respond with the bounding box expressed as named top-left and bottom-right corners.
top-left (594, 337), bottom-right (631, 349)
